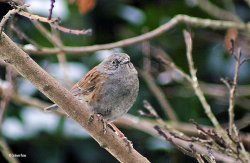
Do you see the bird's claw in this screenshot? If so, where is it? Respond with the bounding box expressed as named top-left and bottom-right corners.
top-left (88, 113), bottom-right (107, 134)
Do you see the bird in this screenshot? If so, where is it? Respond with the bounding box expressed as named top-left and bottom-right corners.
top-left (45, 53), bottom-right (139, 145)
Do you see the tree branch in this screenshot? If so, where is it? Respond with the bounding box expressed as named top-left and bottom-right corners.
top-left (24, 14), bottom-right (250, 55)
top-left (183, 31), bottom-right (226, 135)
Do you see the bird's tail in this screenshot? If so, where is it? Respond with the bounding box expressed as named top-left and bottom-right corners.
top-left (44, 104), bottom-right (59, 111)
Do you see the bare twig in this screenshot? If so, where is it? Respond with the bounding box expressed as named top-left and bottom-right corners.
top-left (32, 21), bottom-right (61, 47)
top-left (24, 14), bottom-right (250, 55)
top-left (139, 69), bottom-right (178, 121)
top-left (17, 10), bottom-right (92, 35)
top-left (11, 93), bottom-right (50, 109)
top-left (17, 10), bottom-right (59, 23)
top-left (142, 100), bottom-right (167, 127)
top-left (50, 25), bottom-right (73, 87)
top-left (142, 100), bottom-right (160, 119)
top-left (0, 5), bottom-right (28, 34)
top-left (196, 0), bottom-right (241, 22)
top-left (10, 24), bottom-right (41, 48)
top-left (225, 47), bottom-right (249, 162)
top-left (220, 78), bottom-right (231, 90)
top-left (142, 40), bottom-right (151, 72)
top-left (155, 51), bottom-right (192, 83)
top-left (183, 30), bottom-right (223, 132)
top-left (11, 93), bottom-right (67, 116)
top-left (48, 0), bottom-right (55, 20)
top-left (0, 32), bottom-right (150, 163)
top-left (228, 48), bottom-right (241, 136)
top-left (50, 24), bottom-right (92, 36)
top-left (32, 22), bottom-right (73, 87)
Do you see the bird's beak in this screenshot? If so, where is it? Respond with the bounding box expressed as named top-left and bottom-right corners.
top-left (121, 58), bottom-right (130, 64)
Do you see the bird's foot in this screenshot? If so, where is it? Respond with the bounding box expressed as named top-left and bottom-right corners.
top-left (88, 113), bottom-right (107, 134)
top-left (109, 123), bottom-right (133, 152)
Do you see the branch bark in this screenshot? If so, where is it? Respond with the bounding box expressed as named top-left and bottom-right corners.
top-left (0, 33), bottom-right (150, 163)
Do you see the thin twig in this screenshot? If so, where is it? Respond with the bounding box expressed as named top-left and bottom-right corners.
top-left (18, 10), bottom-right (59, 23)
top-left (32, 21), bottom-right (61, 47)
top-left (17, 10), bottom-right (92, 35)
top-left (196, 0), bottom-right (241, 22)
top-left (24, 14), bottom-right (250, 55)
top-left (32, 21), bottom-right (73, 87)
top-left (155, 52), bottom-right (192, 83)
top-left (142, 39), bottom-right (151, 72)
top-left (11, 93), bottom-right (50, 109)
top-left (228, 48), bottom-right (241, 136)
top-left (10, 24), bottom-right (41, 48)
top-left (227, 48), bottom-right (250, 162)
top-left (139, 69), bottom-right (178, 121)
top-left (220, 78), bottom-right (231, 90)
top-left (0, 5), bottom-right (28, 34)
top-left (142, 100), bottom-right (167, 127)
top-left (48, 0), bottom-right (55, 20)
top-left (11, 93), bottom-right (67, 116)
top-left (51, 27), bottom-right (73, 87)
top-left (183, 30), bottom-right (223, 132)
top-left (50, 24), bottom-right (92, 36)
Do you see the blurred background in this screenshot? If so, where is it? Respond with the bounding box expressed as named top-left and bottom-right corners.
top-left (0, 0), bottom-right (250, 162)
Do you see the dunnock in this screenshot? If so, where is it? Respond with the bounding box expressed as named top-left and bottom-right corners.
top-left (45, 53), bottom-right (139, 123)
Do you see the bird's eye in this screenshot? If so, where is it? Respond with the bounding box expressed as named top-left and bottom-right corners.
top-left (112, 59), bottom-right (119, 65)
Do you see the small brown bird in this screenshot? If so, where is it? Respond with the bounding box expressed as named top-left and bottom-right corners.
top-left (45, 53), bottom-right (139, 142)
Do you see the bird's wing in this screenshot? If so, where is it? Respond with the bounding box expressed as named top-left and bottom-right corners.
top-left (70, 67), bottom-right (106, 104)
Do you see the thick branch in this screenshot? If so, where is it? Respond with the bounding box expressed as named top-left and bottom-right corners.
top-left (0, 33), bottom-right (150, 163)
top-left (25, 14), bottom-right (250, 55)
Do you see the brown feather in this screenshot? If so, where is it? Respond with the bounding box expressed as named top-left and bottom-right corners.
top-left (70, 67), bottom-right (106, 104)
